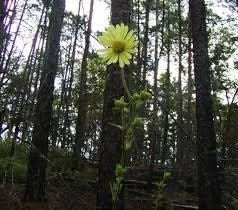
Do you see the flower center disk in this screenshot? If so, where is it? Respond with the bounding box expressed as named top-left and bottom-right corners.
top-left (112, 41), bottom-right (125, 54)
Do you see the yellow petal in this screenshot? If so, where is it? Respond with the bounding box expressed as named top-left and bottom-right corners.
top-left (117, 25), bottom-right (124, 40)
top-left (121, 51), bottom-right (132, 60)
top-left (112, 53), bottom-right (119, 63)
top-left (119, 56), bottom-right (125, 68)
top-left (99, 35), bottom-right (112, 47)
top-left (125, 30), bottom-right (134, 41)
top-left (107, 25), bottom-right (117, 40)
top-left (118, 24), bottom-right (128, 40)
top-left (107, 53), bottom-right (118, 65)
top-left (121, 25), bottom-right (129, 40)
top-left (119, 53), bottom-right (130, 65)
top-left (124, 47), bottom-right (136, 54)
top-left (100, 48), bottom-right (113, 60)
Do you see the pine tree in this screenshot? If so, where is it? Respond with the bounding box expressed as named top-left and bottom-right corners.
top-left (189, 0), bottom-right (221, 209)
top-left (96, 0), bottom-right (131, 209)
top-left (24, 0), bottom-right (65, 201)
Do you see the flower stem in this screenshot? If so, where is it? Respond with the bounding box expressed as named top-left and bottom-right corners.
top-left (121, 109), bottom-right (125, 166)
top-left (120, 67), bottom-right (133, 101)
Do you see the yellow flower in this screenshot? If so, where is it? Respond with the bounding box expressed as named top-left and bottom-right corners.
top-left (98, 23), bottom-right (138, 68)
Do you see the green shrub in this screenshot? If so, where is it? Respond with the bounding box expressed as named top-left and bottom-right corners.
top-left (0, 139), bottom-right (28, 179)
top-left (48, 147), bottom-right (71, 171)
top-left (231, 197), bottom-right (238, 208)
top-left (0, 139), bottom-right (12, 158)
top-left (0, 156), bottom-right (27, 179)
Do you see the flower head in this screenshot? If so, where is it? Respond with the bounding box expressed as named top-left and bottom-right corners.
top-left (98, 23), bottom-right (138, 68)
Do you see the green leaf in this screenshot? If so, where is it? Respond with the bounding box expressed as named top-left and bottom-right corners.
top-left (109, 122), bottom-right (123, 130)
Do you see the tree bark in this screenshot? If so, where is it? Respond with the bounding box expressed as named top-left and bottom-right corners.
top-left (96, 0), bottom-right (131, 209)
top-left (63, 0), bottom-right (82, 149)
top-left (19, 5), bottom-right (46, 143)
top-left (184, 14), bottom-right (195, 177)
top-left (189, 0), bottom-right (221, 209)
top-left (134, 0), bottom-right (151, 164)
top-left (72, 0), bottom-right (94, 170)
top-left (148, 0), bottom-right (163, 190)
top-left (24, 0), bottom-right (65, 201)
top-left (0, 0), bottom-right (6, 66)
top-left (0, 0), bottom-right (17, 65)
top-left (176, 0), bottom-right (184, 177)
top-left (3, 0), bottom-right (28, 77)
top-left (161, 6), bottom-right (171, 166)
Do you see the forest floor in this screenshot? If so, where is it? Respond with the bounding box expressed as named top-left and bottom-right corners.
top-left (0, 164), bottom-right (236, 210)
top-left (0, 168), bottom-right (199, 210)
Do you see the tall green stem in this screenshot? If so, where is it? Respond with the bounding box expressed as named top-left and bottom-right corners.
top-left (121, 109), bottom-right (125, 166)
top-left (120, 67), bottom-right (133, 101)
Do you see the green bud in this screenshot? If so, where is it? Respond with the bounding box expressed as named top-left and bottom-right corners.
top-left (133, 117), bottom-right (144, 128)
top-left (133, 92), bottom-right (140, 101)
top-left (164, 172), bottom-right (171, 179)
top-left (123, 107), bottom-right (129, 114)
top-left (115, 164), bottom-right (125, 177)
top-left (114, 96), bottom-right (128, 110)
top-left (140, 90), bottom-right (152, 101)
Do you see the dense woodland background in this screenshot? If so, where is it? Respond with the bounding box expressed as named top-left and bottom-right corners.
top-left (0, 0), bottom-right (238, 209)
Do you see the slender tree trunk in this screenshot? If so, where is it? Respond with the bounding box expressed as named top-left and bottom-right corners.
top-left (3, 0), bottom-right (28, 76)
top-left (23, 15), bottom-right (49, 141)
top-left (136, 0), bottom-right (141, 78)
top-left (134, 0), bottom-right (142, 162)
top-left (221, 89), bottom-right (238, 161)
top-left (0, 108), bottom-right (6, 135)
top-left (0, 0), bottom-right (6, 65)
top-left (72, 0), bottom-right (94, 170)
top-left (0, 0), bottom-right (17, 88)
top-left (161, 7), bottom-right (171, 166)
top-left (148, 0), bottom-right (162, 190)
top-left (52, 47), bottom-right (69, 148)
top-left (176, 0), bottom-right (184, 177)
top-left (9, 121), bottom-right (20, 157)
top-left (0, 0), bottom-right (17, 64)
top-left (189, 0), bottom-right (221, 209)
top-left (184, 16), bottom-right (195, 177)
top-left (134, 0), bottom-right (150, 164)
top-left (24, 0), bottom-right (65, 201)
top-left (96, 0), bottom-right (131, 209)
top-left (64, 0), bottom-right (82, 148)
top-left (19, 6), bottom-right (46, 142)
top-left (60, 44), bottom-right (72, 148)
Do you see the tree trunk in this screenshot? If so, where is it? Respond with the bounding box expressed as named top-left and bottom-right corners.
top-left (23, 13), bottom-right (49, 141)
top-left (0, 0), bottom-right (17, 88)
top-left (189, 0), bottom-right (221, 209)
top-left (96, 0), bottom-right (131, 209)
top-left (148, 0), bottom-right (163, 190)
top-left (0, 0), bottom-right (17, 64)
top-left (63, 0), bottom-right (82, 149)
top-left (134, 0), bottom-right (150, 164)
top-left (176, 0), bottom-right (184, 177)
top-left (0, 0), bottom-right (6, 66)
top-left (3, 0), bottom-right (28, 77)
top-left (161, 7), bottom-right (171, 166)
top-left (20, 5), bottom-right (46, 143)
top-left (24, 0), bottom-right (65, 201)
top-left (72, 0), bottom-right (94, 170)
top-left (184, 15), bottom-right (195, 178)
